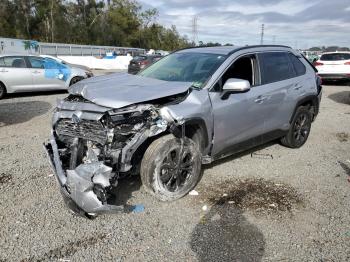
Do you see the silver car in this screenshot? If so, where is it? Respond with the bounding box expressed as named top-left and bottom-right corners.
top-left (0, 55), bottom-right (93, 99)
top-left (44, 45), bottom-right (322, 217)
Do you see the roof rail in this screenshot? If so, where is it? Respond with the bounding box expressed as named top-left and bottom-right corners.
top-left (228, 45), bottom-right (292, 55)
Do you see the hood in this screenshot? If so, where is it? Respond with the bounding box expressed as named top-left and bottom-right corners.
top-left (69, 73), bottom-right (192, 109)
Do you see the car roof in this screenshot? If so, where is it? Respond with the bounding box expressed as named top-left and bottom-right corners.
top-left (176, 45), bottom-right (292, 55)
top-left (0, 54), bottom-right (40, 57)
top-left (321, 51), bottom-right (350, 55)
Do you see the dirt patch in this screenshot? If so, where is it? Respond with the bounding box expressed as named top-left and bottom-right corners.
top-left (199, 178), bottom-right (303, 213)
top-left (336, 132), bottom-right (349, 142)
top-left (22, 233), bottom-right (107, 262)
top-left (0, 173), bottom-right (12, 185)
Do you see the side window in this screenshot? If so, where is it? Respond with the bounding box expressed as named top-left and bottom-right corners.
top-left (0, 58), bottom-right (5, 67)
top-left (28, 57), bottom-right (45, 69)
top-left (258, 52), bottom-right (295, 84)
top-left (213, 54), bottom-right (256, 91)
top-left (2, 56), bottom-right (27, 68)
top-left (288, 53), bottom-right (306, 76)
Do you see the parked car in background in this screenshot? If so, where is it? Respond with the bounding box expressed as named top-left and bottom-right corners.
top-left (0, 55), bottom-right (93, 99)
top-left (40, 55), bottom-right (94, 77)
top-left (315, 52), bottom-right (350, 82)
top-left (128, 55), bottom-right (163, 74)
top-left (45, 45), bottom-right (322, 218)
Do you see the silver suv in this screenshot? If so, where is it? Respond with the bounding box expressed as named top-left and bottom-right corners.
top-left (44, 45), bottom-right (322, 217)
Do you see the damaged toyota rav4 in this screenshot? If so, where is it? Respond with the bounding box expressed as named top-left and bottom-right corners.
top-left (44, 45), bottom-right (322, 217)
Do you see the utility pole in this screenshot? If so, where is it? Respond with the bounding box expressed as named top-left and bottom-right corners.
top-left (192, 16), bottom-right (198, 46)
top-left (260, 24), bottom-right (265, 45)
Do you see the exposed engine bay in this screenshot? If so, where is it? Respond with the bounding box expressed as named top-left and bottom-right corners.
top-left (44, 93), bottom-right (187, 217)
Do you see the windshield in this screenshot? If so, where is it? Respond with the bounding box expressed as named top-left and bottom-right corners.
top-left (139, 52), bottom-right (227, 88)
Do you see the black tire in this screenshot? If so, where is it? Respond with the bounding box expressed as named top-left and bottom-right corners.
top-left (0, 82), bottom-right (6, 99)
top-left (140, 134), bottom-right (202, 201)
top-left (281, 106), bottom-right (312, 148)
top-left (70, 76), bottom-right (83, 86)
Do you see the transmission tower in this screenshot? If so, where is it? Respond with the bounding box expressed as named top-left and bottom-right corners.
top-left (260, 24), bottom-right (265, 45)
top-left (192, 16), bottom-right (198, 46)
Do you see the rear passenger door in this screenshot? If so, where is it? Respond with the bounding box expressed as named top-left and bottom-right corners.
top-left (0, 56), bottom-right (34, 92)
top-left (257, 52), bottom-right (299, 134)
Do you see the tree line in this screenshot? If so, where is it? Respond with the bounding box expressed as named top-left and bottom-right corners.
top-left (0, 0), bottom-right (194, 51)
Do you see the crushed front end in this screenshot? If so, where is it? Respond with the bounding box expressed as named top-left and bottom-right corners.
top-left (44, 95), bottom-right (171, 217)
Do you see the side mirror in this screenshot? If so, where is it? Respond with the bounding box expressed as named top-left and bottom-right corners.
top-left (221, 78), bottom-right (251, 99)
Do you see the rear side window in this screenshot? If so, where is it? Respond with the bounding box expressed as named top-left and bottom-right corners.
top-left (132, 56), bottom-right (147, 62)
top-left (258, 52), bottom-right (295, 84)
top-left (320, 53), bottom-right (350, 61)
top-left (1, 56), bottom-right (27, 68)
top-left (288, 53), bottom-right (306, 76)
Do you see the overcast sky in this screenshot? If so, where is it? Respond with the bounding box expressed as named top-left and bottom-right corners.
top-left (138, 0), bottom-right (350, 49)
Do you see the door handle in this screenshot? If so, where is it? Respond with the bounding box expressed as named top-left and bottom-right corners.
top-left (254, 96), bottom-right (266, 104)
top-left (294, 84), bottom-right (302, 90)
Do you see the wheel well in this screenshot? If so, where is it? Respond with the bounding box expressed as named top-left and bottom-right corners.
top-left (129, 119), bottom-right (209, 175)
top-left (291, 96), bottom-right (318, 122)
top-left (69, 76), bottom-right (83, 86)
top-left (0, 81), bottom-right (6, 90)
top-left (184, 120), bottom-right (208, 153)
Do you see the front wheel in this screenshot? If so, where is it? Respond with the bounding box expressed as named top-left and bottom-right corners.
top-left (281, 106), bottom-right (312, 148)
top-left (141, 134), bottom-right (202, 201)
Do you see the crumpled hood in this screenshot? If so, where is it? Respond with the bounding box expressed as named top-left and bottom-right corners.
top-left (69, 73), bottom-right (192, 109)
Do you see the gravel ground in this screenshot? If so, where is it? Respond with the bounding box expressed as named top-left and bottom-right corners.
top-left (0, 84), bottom-right (349, 261)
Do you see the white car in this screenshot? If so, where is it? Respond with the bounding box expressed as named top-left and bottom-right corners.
top-left (0, 54), bottom-right (93, 99)
top-left (315, 52), bottom-right (350, 81)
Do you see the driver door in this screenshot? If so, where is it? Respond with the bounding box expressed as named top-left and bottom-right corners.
top-left (27, 56), bottom-right (67, 90)
top-left (209, 53), bottom-right (269, 158)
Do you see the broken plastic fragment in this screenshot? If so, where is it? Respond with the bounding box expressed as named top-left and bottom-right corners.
top-left (202, 205), bottom-right (208, 211)
top-left (189, 190), bottom-right (199, 196)
top-left (132, 204), bottom-right (145, 213)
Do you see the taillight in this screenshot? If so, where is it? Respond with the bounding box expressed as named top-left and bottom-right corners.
top-left (139, 60), bottom-right (149, 66)
top-left (314, 61), bottom-right (324, 66)
top-left (316, 74), bottom-right (322, 86)
top-left (344, 61), bottom-right (350, 65)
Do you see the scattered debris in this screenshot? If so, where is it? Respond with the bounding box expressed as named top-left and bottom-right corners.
top-left (23, 233), bottom-right (107, 262)
top-left (336, 132), bottom-right (349, 142)
top-left (210, 213), bottom-right (221, 221)
top-left (0, 173), bottom-right (12, 185)
top-left (131, 204), bottom-right (145, 213)
top-left (202, 205), bottom-right (208, 211)
top-left (189, 190), bottom-right (199, 196)
top-left (200, 178), bottom-right (303, 213)
top-left (47, 173), bottom-right (54, 177)
top-left (338, 161), bottom-right (350, 176)
top-left (251, 152), bottom-right (273, 159)
top-left (269, 203), bottom-right (278, 209)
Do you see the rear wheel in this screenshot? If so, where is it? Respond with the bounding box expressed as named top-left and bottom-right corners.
top-left (141, 134), bottom-right (202, 201)
top-left (281, 106), bottom-right (312, 148)
top-left (0, 83), bottom-right (6, 99)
